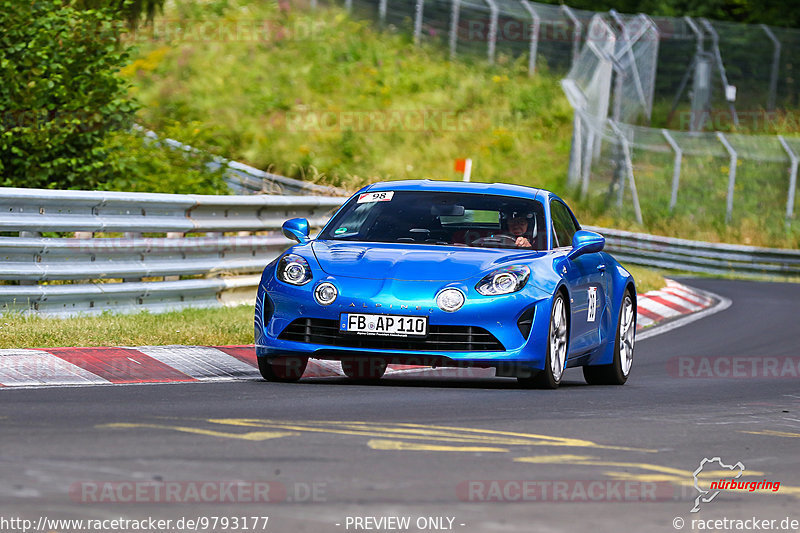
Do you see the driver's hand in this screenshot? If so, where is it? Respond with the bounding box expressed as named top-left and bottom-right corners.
top-left (515, 236), bottom-right (532, 248)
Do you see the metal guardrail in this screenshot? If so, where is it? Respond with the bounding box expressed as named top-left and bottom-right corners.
top-left (585, 226), bottom-right (800, 277)
top-left (0, 187), bottom-right (345, 316)
top-left (135, 125), bottom-right (349, 197)
top-left (1, 186), bottom-right (797, 316)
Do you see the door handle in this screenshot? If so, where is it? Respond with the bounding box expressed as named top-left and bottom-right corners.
top-left (597, 264), bottom-right (606, 272)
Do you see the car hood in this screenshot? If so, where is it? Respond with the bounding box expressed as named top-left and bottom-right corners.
top-left (311, 241), bottom-right (544, 281)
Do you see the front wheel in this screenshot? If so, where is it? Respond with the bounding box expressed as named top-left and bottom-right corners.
top-left (258, 355), bottom-right (308, 382)
top-left (519, 292), bottom-right (567, 389)
top-left (583, 290), bottom-right (635, 385)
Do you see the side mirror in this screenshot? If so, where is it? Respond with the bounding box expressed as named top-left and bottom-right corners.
top-left (567, 230), bottom-right (604, 260)
top-left (282, 218), bottom-right (310, 244)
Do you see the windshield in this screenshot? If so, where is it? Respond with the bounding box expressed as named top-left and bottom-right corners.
top-left (319, 190), bottom-right (547, 250)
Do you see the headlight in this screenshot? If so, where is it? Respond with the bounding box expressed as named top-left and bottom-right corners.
top-left (476, 265), bottom-right (530, 296)
top-left (277, 254), bottom-right (312, 285)
top-left (436, 288), bottom-right (465, 312)
top-left (314, 282), bottom-right (338, 305)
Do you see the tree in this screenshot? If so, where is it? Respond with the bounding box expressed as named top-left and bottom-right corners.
top-left (0, 0), bottom-right (137, 189)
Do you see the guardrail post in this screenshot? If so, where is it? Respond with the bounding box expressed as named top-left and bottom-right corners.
top-left (378, 0), bottom-right (387, 24)
top-left (163, 232), bottom-right (183, 282)
top-left (413, 0), bottom-right (424, 45)
top-left (778, 135), bottom-right (799, 224)
top-left (484, 0), bottom-right (499, 65)
top-left (449, 0), bottom-right (461, 60)
top-left (760, 24), bottom-right (781, 112)
top-left (560, 5), bottom-right (582, 68)
top-left (18, 231), bottom-right (41, 286)
top-left (716, 132), bottom-right (738, 223)
top-left (520, 0), bottom-right (540, 76)
top-left (661, 129), bottom-right (683, 212)
top-left (124, 232), bottom-right (144, 283)
top-left (609, 120), bottom-right (644, 224)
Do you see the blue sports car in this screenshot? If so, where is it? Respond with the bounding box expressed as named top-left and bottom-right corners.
top-left (254, 180), bottom-right (636, 388)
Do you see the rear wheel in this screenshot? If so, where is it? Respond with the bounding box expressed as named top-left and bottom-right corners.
top-left (258, 355), bottom-right (308, 382)
top-left (583, 290), bottom-right (635, 385)
top-left (341, 357), bottom-right (387, 380)
top-left (519, 292), bottom-right (567, 389)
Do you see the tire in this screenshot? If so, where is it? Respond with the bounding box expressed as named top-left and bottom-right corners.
top-left (519, 292), bottom-right (568, 389)
top-left (341, 357), bottom-right (387, 380)
top-left (583, 289), bottom-right (635, 385)
top-left (258, 355), bottom-right (308, 382)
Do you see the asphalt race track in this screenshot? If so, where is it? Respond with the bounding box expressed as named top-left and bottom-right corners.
top-left (1, 278), bottom-right (799, 533)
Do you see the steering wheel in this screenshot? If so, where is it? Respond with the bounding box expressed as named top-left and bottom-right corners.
top-left (471, 234), bottom-right (519, 248)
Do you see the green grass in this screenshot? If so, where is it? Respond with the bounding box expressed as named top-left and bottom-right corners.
top-left (0, 306), bottom-right (253, 349)
top-left (625, 264), bottom-right (665, 294)
top-left (126, 0), bottom-right (573, 192)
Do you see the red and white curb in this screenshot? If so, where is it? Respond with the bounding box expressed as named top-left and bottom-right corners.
top-left (0, 280), bottom-right (725, 389)
top-left (635, 279), bottom-right (718, 330)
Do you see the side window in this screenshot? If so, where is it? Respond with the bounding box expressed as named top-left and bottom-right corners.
top-left (550, 201), bottom-right (578, 248)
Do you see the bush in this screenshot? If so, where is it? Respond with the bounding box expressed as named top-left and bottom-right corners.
top-left (99, 124), bottom-right (229, 195)
top-left (0, 0), bottom-right (135, 190)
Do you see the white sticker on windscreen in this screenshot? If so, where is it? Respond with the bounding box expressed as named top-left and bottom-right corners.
top-left (357, 191), bottom-right (394, 203)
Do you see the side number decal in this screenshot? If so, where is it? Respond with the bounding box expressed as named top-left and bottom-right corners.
top-left (587, 286), bottom-right (597, 322)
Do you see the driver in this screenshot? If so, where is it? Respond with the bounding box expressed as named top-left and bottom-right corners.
top-left (504, 211), bottom-right (533, 248)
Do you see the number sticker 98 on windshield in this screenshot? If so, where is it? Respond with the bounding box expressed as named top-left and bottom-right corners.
top-left (357, 191), bottom-right (394, 203)
top-left (340, 313), bottom-right (427, 337)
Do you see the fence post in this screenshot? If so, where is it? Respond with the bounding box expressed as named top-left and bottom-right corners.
top-left (609, 120), bottom-right (644, 224)
top-left (345, 0), bottom-right (352, 13)
top-left (520, 0), bottom-right (540, 76)
top-left (449, 0), bottom-right (461, 60)
top-left (484, 0), bottom-right (499, 65)
top-left (567, 112), bottom-right (583, 188)
top-left (661, 129), bottom-right (683, 212)
top-left (642, 15), bottom-right (660, 125)
top-left (760, 24), bottom-right (781, 112)
top-left (414, 0), bottom-right (424, 45)
top-left (310, 0), bottom-right (317, 10)
top-left (778, 135), bottom-right (799, 223)
top-left (379, 0), bottom-right (387, 24)
top-left (700, 19), bottom-right (738, 126)
top-left (560, 5), bottom-right (582, 68)
top-left (716, 132), bottom-right (738, 223)
top-left (580, 124), bottom-right (597, 199)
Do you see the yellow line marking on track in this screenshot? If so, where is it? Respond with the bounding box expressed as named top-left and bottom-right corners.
top-left (511, 454), bottom-right (599, 464)
top-left (99, 423), bottom-right (297, 441)
top-left (205, 419), bottom-right (656, 452)
top-left (743, 430), bottom-right (800, 438)
top-left (367, 439), bottom-right (508, 453)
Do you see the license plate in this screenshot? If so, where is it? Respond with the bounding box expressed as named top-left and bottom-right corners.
top-left (340, 313), bottom-right (428, 337)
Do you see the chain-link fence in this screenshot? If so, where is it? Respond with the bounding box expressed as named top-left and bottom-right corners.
top-left (314, 0), bottom-right (800, 237)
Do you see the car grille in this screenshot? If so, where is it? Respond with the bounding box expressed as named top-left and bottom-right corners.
top-left (278, 318), bottom-right (505, 352)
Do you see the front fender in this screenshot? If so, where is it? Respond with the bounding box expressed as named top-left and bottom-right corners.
top-left (587, 255), bottom-right (635, 366)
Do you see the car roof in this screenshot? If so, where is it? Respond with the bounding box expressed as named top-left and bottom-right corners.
top-left (364, 179), bottom-right (548, 201)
